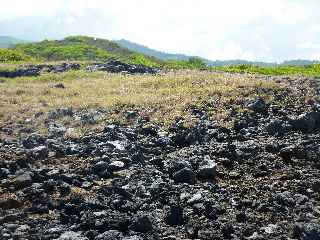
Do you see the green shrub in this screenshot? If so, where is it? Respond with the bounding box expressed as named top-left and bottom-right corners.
top-left (0, 49), bottom-right (32, 62)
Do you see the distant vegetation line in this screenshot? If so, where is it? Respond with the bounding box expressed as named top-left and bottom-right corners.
top-left (1, 35), bottom-right (320, 76)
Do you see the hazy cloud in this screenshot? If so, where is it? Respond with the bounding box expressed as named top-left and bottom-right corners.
top-left (0, 0), bottom-right (319, 61)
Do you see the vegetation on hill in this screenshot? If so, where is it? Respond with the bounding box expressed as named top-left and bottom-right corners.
top-left (115, 39), bottom-right (191, 61)
top-left (165, 57), bottom-right (208, 69)
top-left (213, 64), bottom-right (320, 76)
top-left (0, 48), bottom-right (32, 62)
top-left (13, 36), bottom-right (162, 67)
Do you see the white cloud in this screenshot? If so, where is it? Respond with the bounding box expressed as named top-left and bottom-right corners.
top-left (0, 0), bottom-right (320, 61)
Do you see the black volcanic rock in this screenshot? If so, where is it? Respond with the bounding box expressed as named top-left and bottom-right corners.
top-left (86, 60), bottom-right (160, 74)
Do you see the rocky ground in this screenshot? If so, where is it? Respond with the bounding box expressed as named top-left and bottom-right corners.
top-left (0, 73), bottom-right (320, 240)
top-left (0, 60), bottom-right (159, 78)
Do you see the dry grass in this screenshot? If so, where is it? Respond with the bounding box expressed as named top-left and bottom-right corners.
top-left (0, 70), bottom-right (285, 136)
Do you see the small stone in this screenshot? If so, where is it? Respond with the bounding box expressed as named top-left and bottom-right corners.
top-left (54, 83), bottom-right (65, 89)
top-left (109, 161), bottom-right (125, 171)
top-left (187, 193), bottom-right (203, 205)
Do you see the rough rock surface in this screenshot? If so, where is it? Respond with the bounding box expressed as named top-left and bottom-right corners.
top-left (0, 75), bottom-right (320, 239)
top-left (86, 60), bottom-right (160, 74)
top-left (0, 63), bottom-right (81, 78)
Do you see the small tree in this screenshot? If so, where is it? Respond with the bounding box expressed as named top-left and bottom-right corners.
top-left (188, 57), bottom-right (207, 69)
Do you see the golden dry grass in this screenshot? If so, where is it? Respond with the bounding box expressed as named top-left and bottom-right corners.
top-left (0, 70), bottom-right (285, 136)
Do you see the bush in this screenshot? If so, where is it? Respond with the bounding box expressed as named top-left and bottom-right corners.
top-left (0, 49), bottom-right (32, 62)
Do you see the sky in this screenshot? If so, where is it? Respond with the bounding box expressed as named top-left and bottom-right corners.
top-left (0, 0), bottom-right (320, 62)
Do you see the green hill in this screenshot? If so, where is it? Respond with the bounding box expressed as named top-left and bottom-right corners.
top-left (0, 36), bottom-right (28, 48)
top-left (13, 36), bottom-right (162, 66)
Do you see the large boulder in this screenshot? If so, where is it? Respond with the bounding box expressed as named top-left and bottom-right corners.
top-left (246, 98), bottom-right (268, 112)
top-left (289, 112), bottom-right (320, 133)
top-left (130, 215), bottom-right (153, 233)
top-left (173, 168), bottom-right (196, 185)
top-left (197, 158), bottom-right (217, 179)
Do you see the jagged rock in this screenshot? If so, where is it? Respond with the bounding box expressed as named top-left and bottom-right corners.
top-left (312, 181), bottom-right (320, 192)
top-left (0, 197), bottom-right (23, 209)
top-left (22, 134), bottom-right (46, 149)
top-left (197, 157), bottom-right (217, 179)
top-left (48, 123), bottom-right (67, 138)
top-left (86, 60), bottom-right (160, 74)
top-left (29, 145), bottom-right (49, 160)
top-left (48, 108), bottom-right (74, 119)
top-left (165, 205), bottom-right (184, 226)
top-left (173, 168), bottom-right (196, 185)
top-left (0, 63), bottom-right (81, 78)
top-left (3, 172), bottom-right (33, 190)
top-left (130, 215), bottom-right (153, 233)
top-left (289, 112), bottom-right (320, 132)
top-left (265, 120), bottom-right (292, 136)
top-left (293, 223), bottom-right (320, 240)
top-left (57, 231), bottom-right (88, 240)
top-left (92, 161), bottom-right (109, 173)
top-left (246, 98), bottom-right (267, 112)
top-left (109, 161), bottom-right (125, 171)
top-left (53, 83), bottom-right (65, 89)
top-left (95, 230), bottom-right (123, 240)
top-left (0, 168), bottom-right (10, 180)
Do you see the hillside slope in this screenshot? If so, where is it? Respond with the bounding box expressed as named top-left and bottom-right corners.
top-left (115, 39), bottom-right (191, 61)
top-left (13, 36), bottom-right (162, 66)
top-left (0, 36), bottom-right (27, 48)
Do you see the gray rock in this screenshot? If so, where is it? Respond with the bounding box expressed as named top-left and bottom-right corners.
top-left (56, 231), bottom-right (88, 240)
top-left (265, 120), bottom-right (292, 136)
top-left (247, 98), bottom-right (267, 112)
top-left (109, 161), bottom-right (125, 171)
top-left (29, 145), bottom-right (49, 160)
top-left (48, 123), bottom-right (67, 138)
top-left (5, 172), bottom-right (33, 190)
top-left (165, 205), bottom-right (184, 226)
top-left (95, 230), bottom-right (123, 240)
top-left (293, 223), bottom-right (320, 240)
top-left (187, 193), bottom-right (203, 205)
top-left (312, 181), bottom-right (320, 192)
top-left (197, 158), bottom-right (217, 179)
top-left (0, 168), bottom-right (10, 180)
top-left (130, 215), bottom-right (153, 233)
top-left (0, 197), bottom-right (23, 209)
top-left (93, 161), bottom-right (109, 173)
top-left (173, 168), bottom-right (196, 185)
top-left (289, 112), bottom-right (320, 133)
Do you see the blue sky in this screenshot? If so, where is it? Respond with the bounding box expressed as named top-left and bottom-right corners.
top-left (1, 0), bottom-right (319, 62)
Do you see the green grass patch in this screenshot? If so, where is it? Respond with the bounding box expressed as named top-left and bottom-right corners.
top-left (213, 64), bottom-right (320, 76)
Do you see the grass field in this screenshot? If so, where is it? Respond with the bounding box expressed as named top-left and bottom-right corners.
top-left (0, 70), bottom-right (291, 136)
top-left (213, 64), bottom-right (320, 77)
